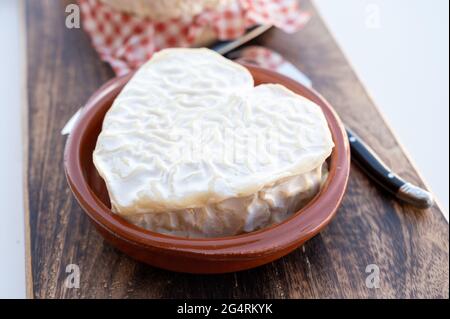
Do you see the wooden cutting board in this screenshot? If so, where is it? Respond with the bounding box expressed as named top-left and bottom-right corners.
top-left (24, 0), bottom-right (449, 298)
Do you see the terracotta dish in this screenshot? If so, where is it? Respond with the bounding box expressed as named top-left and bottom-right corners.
top-left (64, 65), bottom-right (350, 273)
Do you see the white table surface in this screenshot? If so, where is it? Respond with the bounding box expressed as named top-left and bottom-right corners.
top-left (0, 0), bottom-right (448, 298)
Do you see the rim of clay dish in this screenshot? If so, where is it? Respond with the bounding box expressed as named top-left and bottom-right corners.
top-left (64, 65), bottom-right (350, 259)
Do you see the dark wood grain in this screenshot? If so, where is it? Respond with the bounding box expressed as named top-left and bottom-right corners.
top-left (25, 0), bottom-right (449, 298)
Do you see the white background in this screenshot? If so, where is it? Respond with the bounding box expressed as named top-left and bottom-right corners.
top-left (0, 0), bottom-right (448, 298)
top-left (0, 0), bottom-right (26, 298)
top-left (315, 0), bottom-right (449, 214)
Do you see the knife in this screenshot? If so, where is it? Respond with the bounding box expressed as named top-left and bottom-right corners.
top-left (346, 128), bottom-right (433, 208)
top-left (210, 25), bottom-right (272, 55)
top-left (62, 25), bottom-right (434, 209)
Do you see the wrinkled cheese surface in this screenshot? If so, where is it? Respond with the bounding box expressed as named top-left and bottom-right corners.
top-left (93, 48), bottom-right (334, 237)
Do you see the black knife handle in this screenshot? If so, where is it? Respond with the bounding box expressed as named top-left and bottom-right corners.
top-left (346, 128), bottom-right (434, 209)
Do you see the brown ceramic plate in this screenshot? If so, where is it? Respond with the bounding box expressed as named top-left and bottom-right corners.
top-left (64, 65), bottom-right (350, 273)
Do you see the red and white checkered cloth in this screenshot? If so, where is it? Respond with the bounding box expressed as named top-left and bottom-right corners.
top-left (233, 45), bottom-right (285, 69)
top-left (77, 0), bottom-right (309, 75)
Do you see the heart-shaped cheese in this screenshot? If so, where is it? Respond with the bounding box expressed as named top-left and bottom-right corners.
top-left (93, 48), bottom-right (334, 236)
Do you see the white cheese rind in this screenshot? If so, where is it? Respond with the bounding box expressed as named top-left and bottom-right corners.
top-left (93, 48), bottom-right (334, 230)
top-left (124, 163), bottom-right (328, 238)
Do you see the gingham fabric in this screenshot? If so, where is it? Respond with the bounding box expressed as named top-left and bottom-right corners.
top-left (77, 0), bottom-right (309, 75)
top-left (233, 45), bottom-right (313, 87)
top-left (232, 45), bottom-right (285, 69)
